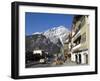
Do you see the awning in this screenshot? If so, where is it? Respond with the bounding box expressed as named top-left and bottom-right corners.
top-left (72, 48), bottom-right (88, 53)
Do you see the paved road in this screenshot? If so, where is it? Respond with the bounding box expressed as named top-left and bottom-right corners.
top-left (26, 60), bottom-right (78, 68)
top-left (29, 63), bottom-right (52, 68)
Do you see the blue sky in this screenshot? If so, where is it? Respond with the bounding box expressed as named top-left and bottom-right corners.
top-left (25, 12), bottom-right (74, 35)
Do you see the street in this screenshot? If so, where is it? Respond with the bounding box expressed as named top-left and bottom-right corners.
top-left (26, 59), bottom-right (79, 68)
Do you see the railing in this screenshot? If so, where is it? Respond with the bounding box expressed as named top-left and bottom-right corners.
top-left (71, 44), bottom-right (81, 51)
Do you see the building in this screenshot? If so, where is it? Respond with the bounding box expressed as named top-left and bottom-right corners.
top-left (33, 50), bottom-right (47, 63)
top-left (63, 33), bottom-right (72, 62)
top-left (71, 15), bottom-right (89, 64)
top-left (33, 50), bottom-right (42, 55)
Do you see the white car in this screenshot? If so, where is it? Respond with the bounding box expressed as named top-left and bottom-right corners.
top-left (40, 59), bottom-right (45, 63)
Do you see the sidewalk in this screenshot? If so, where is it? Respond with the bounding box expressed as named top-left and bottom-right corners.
top-left (63, 58), bottom-right (77, 65)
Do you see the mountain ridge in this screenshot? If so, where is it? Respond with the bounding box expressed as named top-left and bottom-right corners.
top-left (26, 26), bottom-right (70, 55)
top-left (33, 25), bottom-right (70, 45)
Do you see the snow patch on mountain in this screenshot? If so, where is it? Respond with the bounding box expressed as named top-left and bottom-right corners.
top-left (42, 26), bottom-right (70, 45)
top-left (32, 32), bottom-right (42, 35)
top-left (32, 26), bottom-right (70, 45)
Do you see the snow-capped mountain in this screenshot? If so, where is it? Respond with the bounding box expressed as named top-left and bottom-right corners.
top-left (43, 26), bottom-right (70, 45)
top-left (32, 32), bottom-right (42, 35)
top-left (26, 26), bottom-right (70, 54)
top-left (32, 26), bottom-right (70, 45)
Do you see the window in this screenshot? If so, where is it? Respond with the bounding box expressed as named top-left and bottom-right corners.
top-left (73, 36), bottom-right (81, 46)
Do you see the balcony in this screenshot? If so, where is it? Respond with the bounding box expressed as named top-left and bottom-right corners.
top-left (72, 43), bottom-right (81, 52)
top-left (72, 30), bottom-right (80, 42)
